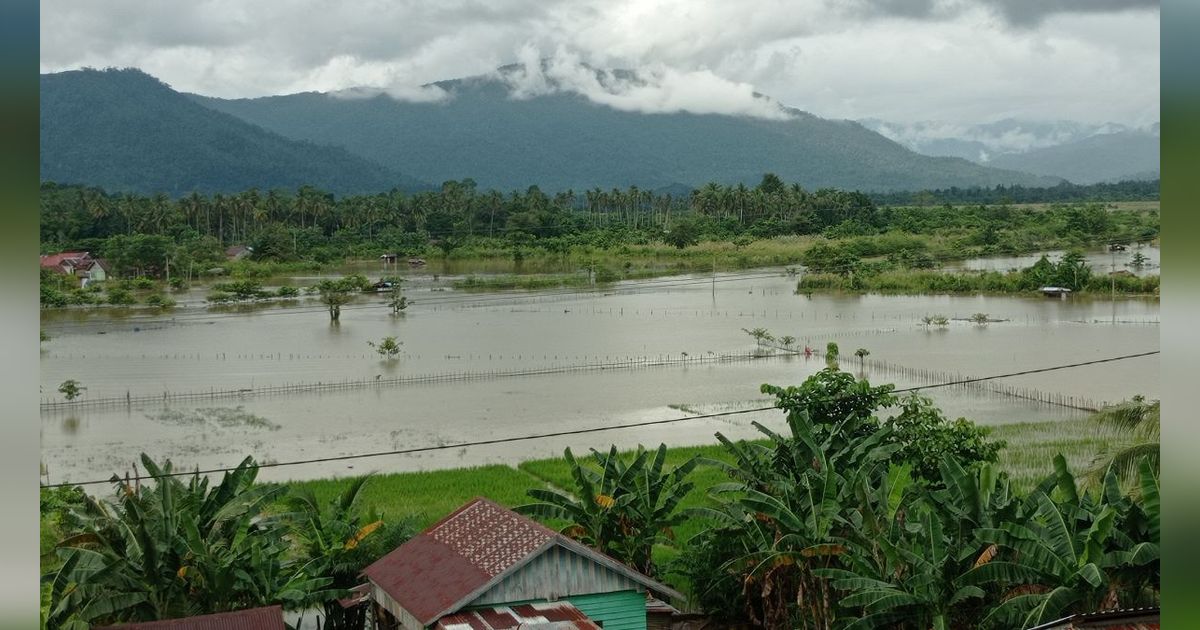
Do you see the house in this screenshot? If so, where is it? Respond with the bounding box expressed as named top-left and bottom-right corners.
top-left (40, 251), bottom-right (92, 276)
top-left (1025, 606), bottom-right (1159, 630)
top-left (95, 605), bottom-right (285, 629)
top-left (41, 251), bottom-right (111, 286)
top-left (225, 245), bottom-right (254, 260)
top-left (362, 498), bottom-right (684, 630)
top-left (78, 258), bottom-right (111, 284)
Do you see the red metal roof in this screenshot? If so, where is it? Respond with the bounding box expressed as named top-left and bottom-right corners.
top-left (40, 251), bottom-right (90, 269)
top-left (434, 601), bottom-right (601, 630)
top-left (362, 498), bottom-right (684, 626)
top-left (96, 605), bottom-right (285, 630)
top-left (362, 498), bottom-right (556, 626)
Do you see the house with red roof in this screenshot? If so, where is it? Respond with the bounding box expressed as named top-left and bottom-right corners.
top-left (41, 251), bottom-right (111, 286)
top-left (361, 498), bottom-right (683, 630)
top-left (95, 605), bottom-right (285, 630)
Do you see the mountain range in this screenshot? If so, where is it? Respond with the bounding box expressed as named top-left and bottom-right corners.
top-left (861, 118), bottom-right (1159, 184)
top-left (42, 67), bottom-right (1074, 196)
top-left (40, 69), bottom-right (427, 196)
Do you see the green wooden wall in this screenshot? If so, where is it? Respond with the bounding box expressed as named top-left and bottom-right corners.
top-left (566, 590), bottom-right (647, 630)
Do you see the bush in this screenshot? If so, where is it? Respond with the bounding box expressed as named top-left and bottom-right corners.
top-left (131, 276), bottom-right (157, 290)
top-left (206, 291), bottom-right (235, 304)
top-left (144, 294), bottom-right (176, 308)
top-left (105, 287), bottom-right (136, 305)
top-left (276, 286), bottom-right (300, 298)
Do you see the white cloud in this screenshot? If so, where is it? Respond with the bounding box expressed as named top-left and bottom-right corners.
top-left (497, 46), bottom-right (792, 119)
top-left (39, 0), bottom-right (1159, 126)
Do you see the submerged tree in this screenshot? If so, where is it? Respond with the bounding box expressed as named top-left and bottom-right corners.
top-left (367, 336), bottom-right (402, 360)
top-left (971, 312), bottom-right (990, 326)
top-left (854, 347), bottom-right (869, 370)
top-left (57, 379), bottom-right (85, 401)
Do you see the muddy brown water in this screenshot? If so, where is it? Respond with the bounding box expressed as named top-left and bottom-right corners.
top-left (40, 259), bottom-right (1159, 485)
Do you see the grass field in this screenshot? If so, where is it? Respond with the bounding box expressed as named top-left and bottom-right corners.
top-left (281, 417), bottom-right (1111, 539)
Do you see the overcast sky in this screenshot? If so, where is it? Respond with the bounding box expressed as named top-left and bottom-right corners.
top-left (40, 0), bottom-right (1159, 127)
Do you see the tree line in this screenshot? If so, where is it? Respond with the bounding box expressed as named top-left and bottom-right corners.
top-left (40, 176), bottom-right (1158, 279)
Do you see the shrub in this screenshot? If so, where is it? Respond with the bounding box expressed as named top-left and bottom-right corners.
top-left (144, 294), bottom-right (176, 308)
top-left (105, 287), bottom-right (136, 305)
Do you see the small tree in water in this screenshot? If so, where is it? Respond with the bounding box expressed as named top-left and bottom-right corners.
top-left (58, 380), bottom-right (85, 401)
top-left (368, 336), bottom-right (403, 360)
top-left (825, 342), bottom-right (840, 369)
top-left (388, 282), bottom-right (410, 315)
top-left (971, 312), bottom-right (990, 326)
top-left (854, 347), bottom-right (869, 370)
top-left (316, 278), bottom-right (355, 322)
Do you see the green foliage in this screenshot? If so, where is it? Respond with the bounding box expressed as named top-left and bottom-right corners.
top-left (368, 336), bottom-right (403, 360)
top-left (1087, 396), bottom-right (1160, 487)
top-left (143, 294), bottom-right (176, 309)
top-left (280, 476), bottom-right (416, 629)
top-left (276, 285), bottom-right (300, 298)
top-left (681, 368), bottom-right (1160, 628)
top-left (42, 455), bottom-right (337, 627)
top-left (516, 444), bottom-right (698, 576)
top-left (104, 287), bottom-right (135, 305)
top-left (212, 279), bottom-right (268, 301)
top-left (884, 394), bottom-right (1005, 485)
top-left (802, 242), bottom-right (860, 274)
top-left (57, 380), bottom-right (85, 401)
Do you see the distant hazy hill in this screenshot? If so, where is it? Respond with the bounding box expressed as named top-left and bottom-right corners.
top-left (192, 69), bottom-right (1057, 193)
top-left (986, 127), bottom-right (1160, 184)
top-left (40, 68), bottom-right (428, 195)
top-left (862, 118), bottom-right (1159, 184)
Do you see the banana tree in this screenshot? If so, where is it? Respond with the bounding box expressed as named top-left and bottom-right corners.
top-left (960, 456), bottom-right (1158, 628)
top-left (517, 444), bottom-right (697, 575)
top-left (42, 455), bottom-right (335, 627)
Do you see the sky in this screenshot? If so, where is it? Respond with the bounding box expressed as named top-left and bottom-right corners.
top-left (40, 0), bottom-right (1159, 131)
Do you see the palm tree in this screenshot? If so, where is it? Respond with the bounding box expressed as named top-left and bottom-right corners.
top-left (1088, 396), bottom-right (1159, 485)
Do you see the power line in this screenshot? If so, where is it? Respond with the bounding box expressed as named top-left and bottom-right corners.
top-left (39, 350), bottom-right (1158, 489)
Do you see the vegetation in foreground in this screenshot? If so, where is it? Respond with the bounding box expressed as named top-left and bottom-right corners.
top-left (41, 359), bottom-right (1158, 629)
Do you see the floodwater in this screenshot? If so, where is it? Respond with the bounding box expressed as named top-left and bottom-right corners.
top-left (40, 262), bottom-right (1159, 486)
top-left (949, 243), bottom-right (1161, 277)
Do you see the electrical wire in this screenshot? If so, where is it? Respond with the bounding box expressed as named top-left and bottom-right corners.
top-left (38, 349), bottom-right (1159, 489)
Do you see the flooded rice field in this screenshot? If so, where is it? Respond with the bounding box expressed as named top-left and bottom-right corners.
top-left (40, 261), bottom-right (1159, 485)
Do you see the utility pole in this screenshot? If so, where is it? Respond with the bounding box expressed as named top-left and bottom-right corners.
top-left (712, 255), bottom-right (717, 300)
top-left (1111, 248), bottom-right (1117, 324)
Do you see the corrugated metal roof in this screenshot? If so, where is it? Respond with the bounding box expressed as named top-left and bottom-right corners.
top-left (40, 251), bottom-right (90, 269)
top-left (361, 498), bottom-right (683, 626)
top-left (1025, 606), bottom-right (1160, 630)
top-left (434, 601), bottom-right (601, 630)
top-left (96, 605), bottom-right (285, 630)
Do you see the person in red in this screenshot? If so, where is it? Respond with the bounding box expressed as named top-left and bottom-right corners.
top-left (803, 345), bottom-right (813, 357)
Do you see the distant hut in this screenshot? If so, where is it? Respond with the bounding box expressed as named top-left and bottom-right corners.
top-left (362, 497), bottom-right (683, 630)
top-left (1040, 286), bottom-right (1072, 298)
top-left (224, 245), bottom-right (253, 261)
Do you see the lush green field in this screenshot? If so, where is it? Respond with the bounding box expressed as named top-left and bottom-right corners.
top-left (279, 417), bottom-right (1109, 539)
